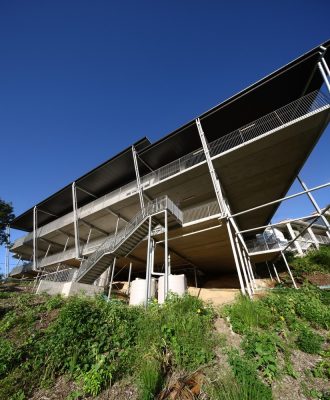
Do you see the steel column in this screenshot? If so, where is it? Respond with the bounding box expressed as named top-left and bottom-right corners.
top-left (235, 236), bottom-right (252, 296)
top-left (266, 261), bottom-right (274, 281)
top-left (127, 262), bottom-right (132, 295)
top-left (108, 257), bottom-right (117, 300)
top-left (33, 206), bottom-right (38, 270)
top-left (145, 216), bottom-right (153, 307)
top-left (226, 220), bottom-right (246, 295)
top-left (164, 209), bottom-right (169, 298)
top-left (272, 263), bottom-right (281, 283)
top-left (72, 182), bottom-right (80, 259)
top-left (281, 251), bottom-right (297, 289)
top-left (5, 225), bottom-right (10, 278)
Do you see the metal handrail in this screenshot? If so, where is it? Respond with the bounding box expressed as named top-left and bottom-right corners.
top-left (75, 196), bottom-right (182, 281)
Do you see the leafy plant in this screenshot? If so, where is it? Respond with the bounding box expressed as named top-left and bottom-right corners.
top-left (242, 332), bottom-right (280, 381)
top-left (296, 326), bottom-right (324, 354)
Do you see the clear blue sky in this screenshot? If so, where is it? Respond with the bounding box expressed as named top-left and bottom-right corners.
top-left (1, 1), bottom-right (329, 273)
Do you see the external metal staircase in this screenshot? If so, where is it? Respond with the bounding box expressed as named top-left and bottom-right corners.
top-left (75, 196), bottom-right (183, 284)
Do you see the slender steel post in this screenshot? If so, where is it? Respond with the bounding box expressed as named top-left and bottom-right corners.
top-left (266, 261), bottom-right (273, 281)
top-left (272, 263), bottom-right (281, 283)
top-left (108, 257), bottom-right (117, 300)
top-left (164, 209), bottom-right (169, 298)
top-left (321, 56), bottom-right (330, 77)
top-left (63, 236), bottom-right (70, 253)
top-left (5, 225), bottom-right (10, 278)
top-left (72, 182), bottom-right (80, 259)
top-left (33, 206), bottom-right (38, 270)
top-left (196, 118), bottom-right (226, 215)
top-left (297, 176), bottom-right (330, 238)
top-left (281, 251), bottom-right (297, 289)
top-left (246, 255), bottom-right (257, 289)
top-left (244, 250), bottom-right (256, 290)
top-left (127, 262), bottom-right (132, 295)
top-left (132, 146), bottom-right (145, 211)
top-left (226, 220), bottom-right (246, 295)
top-left (145, 216), bottom-right (152, 307)
top-left (235, 236), bottom-right (252, 296)
top-left (194, 266), bottom-right (198, 288)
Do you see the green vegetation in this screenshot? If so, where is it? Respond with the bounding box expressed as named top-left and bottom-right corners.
top-left (288, 246), bottom-right (330, 276)
top-left (1, 248), bottom-right (329, 399)
top-left (0, 292), bottom-right (215, 399)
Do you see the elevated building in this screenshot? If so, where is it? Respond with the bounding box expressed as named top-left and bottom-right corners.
top-left (9, 40), bottom-right (330, 299)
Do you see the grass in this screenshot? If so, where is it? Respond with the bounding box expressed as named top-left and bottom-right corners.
top-left (1, 248), bottom-right (329, 399)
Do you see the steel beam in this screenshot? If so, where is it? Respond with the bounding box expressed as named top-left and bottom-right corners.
top-left (297, 176), bottom-right (330, 238)
top-left (231, 182), bottom-right (330, 219)
top-left (196, 118), bottom-right (226, 215)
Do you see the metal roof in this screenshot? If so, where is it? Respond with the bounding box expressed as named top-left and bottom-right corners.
top-left (11, 40), bottom-right (330, 232)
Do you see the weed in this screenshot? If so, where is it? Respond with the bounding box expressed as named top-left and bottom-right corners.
top-left (227, 350), bottom-right (272, 399)
top-left (296, 326), bottom-right (324, 354)
top-left (138, 358), bottom-right (163, 400)
top-left (222, 295), bottom-right (272, 334)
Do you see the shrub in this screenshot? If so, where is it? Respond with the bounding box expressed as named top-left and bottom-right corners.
top-left (296, 326), bottom-right (323, 354)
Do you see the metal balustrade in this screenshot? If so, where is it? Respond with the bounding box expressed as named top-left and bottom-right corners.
top-left (182, 200), bottom-right (220, 224)
top-left (75, 196), bottom-right (182, 282)
top-left (39, 268), bottom-right (76, 282)
top-left (246, 230), bottom-right (330, 254)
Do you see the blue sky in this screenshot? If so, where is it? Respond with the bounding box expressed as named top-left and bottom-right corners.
top-left (0, 1), bottom-right (329, 273)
